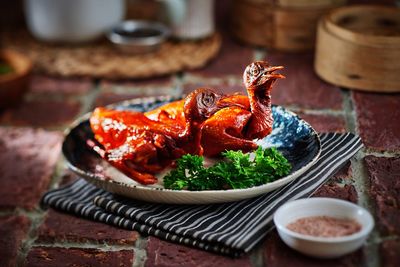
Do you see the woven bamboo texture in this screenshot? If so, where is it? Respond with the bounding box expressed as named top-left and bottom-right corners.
top-left (1, 31), bottom-right (221, 79)
top-left (315, 5), bottom-right (400, 92)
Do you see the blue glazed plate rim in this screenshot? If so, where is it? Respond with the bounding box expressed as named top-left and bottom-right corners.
top-left (62, 95), bottom-right (321, 196)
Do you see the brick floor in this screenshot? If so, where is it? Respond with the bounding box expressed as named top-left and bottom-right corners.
top-left (353, 92), bottom-right (400, 151)
top-left (380, 239), bottom-right (400, 267)
top-left (37, 209), bottom-right (139, 245)
top-left (313, 184), bottom-right (358, 203)
top-left (365, 156), bottom-right (400, 236)
top-left (100, 76), bottom-right (174, 91)
top-left (190, 34), bottom-right (254, 77)
top-left (263, 232), bottom-right (364, 267)
top-left (145, 237), bottom-right (251, 267)
top-left (331, 162), bottom-right (352, 182)
top-left (0, 127), bottom-right (62, 210)
top-left (29, 75), bottom-right (93, 95)
top-left (94, 78), bottom-right (178, 108)
top-left (267, 53), bottom-right (343, 110)
top-left (25, 247), bottom-right (134, 267)
top-left (93, 92), bottom-right (145, 108)
top-left (297, 113), bottom-right (346, 133)
top-left (0, 100), bottom-right (81, 127)
top-left (0, 215), bottom-right (31, 267)
top-left (59, 171), bottom-right (80, 186)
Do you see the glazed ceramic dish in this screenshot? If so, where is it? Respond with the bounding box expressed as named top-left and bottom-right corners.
top-left (274, 198), bottom-right (374, 258)
top-left (62, 96), bottom-right (321, 204)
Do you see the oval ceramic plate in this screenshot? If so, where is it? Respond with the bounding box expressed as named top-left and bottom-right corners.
top-left (62, 96), bottom-right (321, 204)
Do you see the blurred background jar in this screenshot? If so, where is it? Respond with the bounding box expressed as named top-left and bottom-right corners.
top-left (168, 0), bottom-right (215, 39)
top-left (24, 0), bottom-right (125, 43)
top-left (126, 0), bottom-right (215, 40)
top-left (230, 0), bottom-right (347, 52)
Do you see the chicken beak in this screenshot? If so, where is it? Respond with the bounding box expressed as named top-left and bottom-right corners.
top-left (266, 66), bottom-right (284, 72)
top-left (268, 73), bottom-right (285, 79)
top-left (264, 66), bottom-right (285, 80)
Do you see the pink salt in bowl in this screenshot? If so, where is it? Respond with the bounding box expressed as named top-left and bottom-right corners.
top-left (273, 197), bottom-right (374, 259)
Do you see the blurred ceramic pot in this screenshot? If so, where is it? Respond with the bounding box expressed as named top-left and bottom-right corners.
top-left (0, 50), bottom-right (32, 109)
top-left (24, 0), bottom-right (125, 43)
top-left (162, 0), bottom-right (215, 39)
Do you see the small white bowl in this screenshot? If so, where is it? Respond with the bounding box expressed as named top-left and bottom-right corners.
top-left (273, 197), bottom-right (374, 259)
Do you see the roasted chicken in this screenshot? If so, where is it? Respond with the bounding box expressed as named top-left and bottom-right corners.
top-left (90, 61), bottom-right (284, 184)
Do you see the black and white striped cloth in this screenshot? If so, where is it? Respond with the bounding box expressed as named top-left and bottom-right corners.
top-left (42, 133), bottom-right (362, 257)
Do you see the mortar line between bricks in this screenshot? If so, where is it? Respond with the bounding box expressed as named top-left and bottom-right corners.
top-left (364, 150), bottom-right (400, 157)
top-left (16, 209), bottom-right (49, 267)
top-left (132, 235), bottom-right (149, 267)
top-left (285, 106), bottom-right (345, 116)
top-left (32, 241), bottom-right (135, 251)
top-left (352, 150), bottom-right (381, 267)
top-left (15, 143), bottom-right (67, 266)
top-left (183, 73), bottom-right (242, 86)
top-left (341, 89), bottom-right (356, 134)
top-left (342, 89), bottom-right (381, 267)
top-left (25, 92), bottom-right (85, 102)
top-left (249, 241), bottom-right (265, 267)
top-left (0, 210), bottom-right (16, 216)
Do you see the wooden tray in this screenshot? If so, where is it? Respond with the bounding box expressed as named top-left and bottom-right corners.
top-left (230, 0), bottom-right (346, 52)
top-left (315, 5), bottom-right (400, 92)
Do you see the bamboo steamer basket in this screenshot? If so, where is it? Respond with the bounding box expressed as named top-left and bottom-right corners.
top-left (230, 0), bottom-right (347, 52)
top-left (315, 5), bottom-right (400, 92)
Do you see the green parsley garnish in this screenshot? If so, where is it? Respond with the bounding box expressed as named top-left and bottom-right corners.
top-left (163, 147), bottom-right (292, 191)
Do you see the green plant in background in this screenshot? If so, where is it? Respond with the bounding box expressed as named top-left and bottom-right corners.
top-left (0, 61), bottom-right (13, 75)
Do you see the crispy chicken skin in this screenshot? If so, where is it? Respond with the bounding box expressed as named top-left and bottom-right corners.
top-left (89, 61), bottom-right (284, 184)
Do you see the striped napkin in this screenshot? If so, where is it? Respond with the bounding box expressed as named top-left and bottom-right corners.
top-left (42, 133), bottom-right (362, 257)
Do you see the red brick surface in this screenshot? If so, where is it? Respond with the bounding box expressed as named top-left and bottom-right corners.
top-left (29, 75), bottom-right (93, 95)
top-left (25, 247), bottom-right (134, 267)
top-left (145, 237), bottom-right (251, 267)
top-left (94, 92), bottom-right (144, 108)
top-left (37, 209), bottom-right (139, 245)
top-left (332, 162), bottom-right (352, 181)
top-left (59, 171), bottom-right (80, 186)
top-left (268, 53), bottom-right (343, 110)
top-left (95, 79), bottom-right (177, 108)
top-left (365, 156), bottom-right (400, 235)
top-left (313, 184), bottom-right (358, 203)
top-left (0, 100), bottom-right (81, 127)
top-left (191, 34), bottom-right (254, 77)
top-left (263, 232), bottom-right (364, 267)
top-left (0, 215), bottom-right (31, 267)
top-left (100, 76), bottom-right (174, 91)
top-left (0, 127), bottom-right (62, 210)
top-left (380, 239), bottom-right (400, 267)
top-left (298, 113), bottom-right (346, 133)
top-left (353, 92), bottom-right (400, 151)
